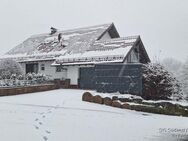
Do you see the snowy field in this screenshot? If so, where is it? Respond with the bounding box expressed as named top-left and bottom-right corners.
top-left (0, 89), bottom-right (188, 141)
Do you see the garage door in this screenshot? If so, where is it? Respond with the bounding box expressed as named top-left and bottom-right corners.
top-left (79, 67), bottom-right (95, 89)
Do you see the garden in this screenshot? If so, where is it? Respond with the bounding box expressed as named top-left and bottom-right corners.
top-left (0, 59), bottom-right (50, 88)
top-left (0, 59), bottom-right (56, 96)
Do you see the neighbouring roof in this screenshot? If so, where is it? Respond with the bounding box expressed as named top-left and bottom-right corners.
top-left (3, 23), bottom-right (119, 62)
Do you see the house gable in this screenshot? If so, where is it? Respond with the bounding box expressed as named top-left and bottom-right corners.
top-left (134, 37), bottom-right (150, 63)
top-left (99, 32), bottom-right (112, 40)
top-left (97, 23), bottom-right (120, 40)
top-left (124, 36), bottom-right (150, 64)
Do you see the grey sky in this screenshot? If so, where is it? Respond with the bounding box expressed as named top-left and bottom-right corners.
top-left (0, 0), bottom-right (187, 61)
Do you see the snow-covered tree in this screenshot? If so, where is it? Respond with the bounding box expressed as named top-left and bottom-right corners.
top-left (0, 59), bottom-right (23, 79)
top-left (179, 57), bottom-right (188, 100)
top-left (142, 63), bottom-right (183, 101)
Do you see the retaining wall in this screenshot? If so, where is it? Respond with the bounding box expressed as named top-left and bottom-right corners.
top-left (0, 84), bottom-right (57, 96)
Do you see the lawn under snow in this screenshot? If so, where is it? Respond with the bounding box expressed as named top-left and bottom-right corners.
top-left (0, 89), bottom-right (188, 141)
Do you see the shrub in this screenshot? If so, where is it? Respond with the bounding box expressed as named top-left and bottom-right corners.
top-left (25, 73), bottom-right (48, 84)
top-left (132, 98), bottom-right (143, 104)
top-left (112, 96), bottom-right (118, 101)
top-left (118, 98), bottom-right (133, 102)
top-left (142, 63), bottom-right (183, 100)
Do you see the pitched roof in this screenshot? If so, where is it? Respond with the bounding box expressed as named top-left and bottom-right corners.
top-left (3, 23), bottom-right (150, 65)
top-left (4, 23), bottom-right (119, 62)
top-left (54, 36), bottom-right (139, 65)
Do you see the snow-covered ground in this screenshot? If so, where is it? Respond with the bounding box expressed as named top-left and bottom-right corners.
top-left (0, 89), bottom-right (188, 141)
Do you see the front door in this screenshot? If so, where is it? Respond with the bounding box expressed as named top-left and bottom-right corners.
top-left (26, 63), bottom-right (38, 74)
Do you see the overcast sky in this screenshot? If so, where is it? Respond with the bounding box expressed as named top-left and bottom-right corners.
top-left (0, 0), bottom-right (187, 61)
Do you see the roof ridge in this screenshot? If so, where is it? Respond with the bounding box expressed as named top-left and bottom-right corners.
top-left (30, 23), bottom-right (113, 38)
top-left (95, 35), bottom-right (140, 43)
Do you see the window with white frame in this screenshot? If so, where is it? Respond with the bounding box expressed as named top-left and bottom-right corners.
top-left (41, 64), bottom-right (45, 71)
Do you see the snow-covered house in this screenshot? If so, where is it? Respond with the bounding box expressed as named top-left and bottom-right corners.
top-left (2, 23), bottom-right (150, 88)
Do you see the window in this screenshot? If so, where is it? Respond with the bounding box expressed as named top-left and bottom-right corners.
top-left (41, 64), bottom-right (45, 71)
top-left (26, 63), bottom-right (38, 73)
top-left (56, 66), bottom-right (67, 72)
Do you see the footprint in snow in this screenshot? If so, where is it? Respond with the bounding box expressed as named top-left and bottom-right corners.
top-left (43, 136), bottom-right (48, 141)
top-left (42, 115), bottom-right (46, 118)
top-left (35, 118), bottom-right (39, 121)
top-left (45, 130), bottom-right (51, 134)
top-left (142, 113), bottom-right (149, 116)
top-left (34, 125), bottom-right (39, 130)
top-left (39, 122), bottom-right (43, 125)
top-left (47, 111), bottom-right (52, 114)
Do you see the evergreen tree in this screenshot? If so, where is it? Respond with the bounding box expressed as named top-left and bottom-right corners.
top-left (142, 63), bottom-right (183, 100)
top-left (179, 57), bottom-right (188, 100)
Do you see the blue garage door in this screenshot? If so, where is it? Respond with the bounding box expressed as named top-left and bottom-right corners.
top-left (95, 64), bottom-right (143, 95)
top-left (79, 67), bottom-right (95, 89)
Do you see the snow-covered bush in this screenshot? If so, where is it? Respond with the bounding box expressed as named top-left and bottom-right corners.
top-left (17, 74), bottom-right (24, 80)
top-left (25, 73), bottom-right (48, 84)
top-left (35, 73), bottom-right (47, 82)
top-left (26, 73), bottom-right (34, 80)
top-left (142, 63), bottom-right (183, 100)
top-left (0, 59), bottom-right (23, 79)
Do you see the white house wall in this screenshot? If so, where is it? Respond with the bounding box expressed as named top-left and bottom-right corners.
top-left (67, 66), bottom-right (79, 85)
top-left (19, 63), bottom-right (26, 74)
top-left (38, 61), bottom-right (67, 79)
top-left (124, 49), bottom-right (139, 63)
top-left (100, 32), bottom-right (112, 40)
top-left (130, 50), bottom-right (139, 63)
top-left (19, 61), bottom-right (67, 80)
top-left (66, 65), bottom-right (94, 85)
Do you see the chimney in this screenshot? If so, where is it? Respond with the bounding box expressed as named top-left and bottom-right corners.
top-left (50, 27), bottom-right (57, 35)
top-left (58, 33), bottom-right (62, 42)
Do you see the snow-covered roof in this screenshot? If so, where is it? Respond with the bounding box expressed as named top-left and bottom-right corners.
top-left (3, 23), bottom-right (117, 62)
top-left (3, 23), bottom-right (144, 64)
top-left (55, 36), bottom-right (139, 65)
top-left (91, 36), bottom-right (138, 51)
